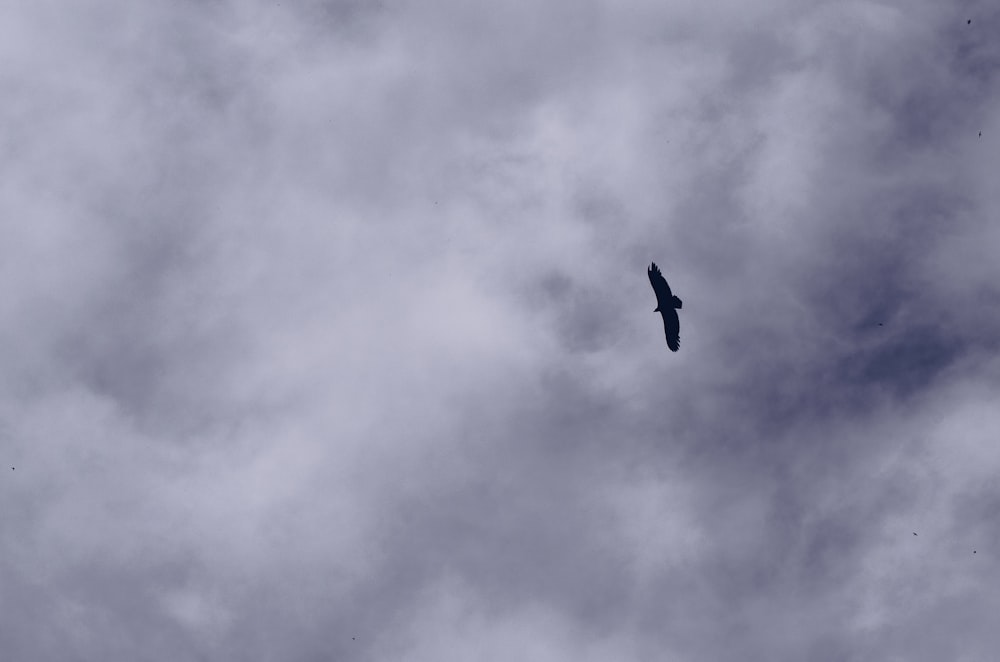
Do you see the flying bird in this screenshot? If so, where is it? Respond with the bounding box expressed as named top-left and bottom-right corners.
top-left (648, 262), bottom-right (683, 352)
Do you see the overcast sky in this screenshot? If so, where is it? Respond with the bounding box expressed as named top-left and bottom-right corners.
top-left (2, 0), bottom-right (999, 659)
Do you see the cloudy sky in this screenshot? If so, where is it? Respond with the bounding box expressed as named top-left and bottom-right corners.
top-left (2, 0), bottom-right (999, 659)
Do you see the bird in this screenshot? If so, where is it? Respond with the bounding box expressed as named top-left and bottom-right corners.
top-left (968, 19), bottom-right (971, 24)
top-left (913, 532), bottom-right (917, 536)
top-left (648, 262), bottom-right (683, 352)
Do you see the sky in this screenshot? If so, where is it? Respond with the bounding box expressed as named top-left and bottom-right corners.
top-left (1, 0), bottom-right (999, 659)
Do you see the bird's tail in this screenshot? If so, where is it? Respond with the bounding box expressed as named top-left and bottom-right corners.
top-left (672, 296), bottom-right (683, 309)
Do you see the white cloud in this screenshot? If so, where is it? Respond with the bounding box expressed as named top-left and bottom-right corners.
top-left (2, 0), bottom-right (999, 659)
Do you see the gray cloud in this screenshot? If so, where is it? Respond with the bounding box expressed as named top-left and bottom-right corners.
top-left (2, 0), bottom-right (1000, 660)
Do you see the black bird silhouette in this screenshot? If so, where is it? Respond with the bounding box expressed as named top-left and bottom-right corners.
top-left (648, 262), bottom-right (683, 352)
top-left (913, 532), bottom-right (917, 536)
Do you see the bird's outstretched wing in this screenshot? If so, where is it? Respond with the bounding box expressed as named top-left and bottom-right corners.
top-left (649, 262), bottom-right (681, 351)
top-left (648, 262), bottom-right (673, 309)
top-left (661, 308), bottom-right (680, 352)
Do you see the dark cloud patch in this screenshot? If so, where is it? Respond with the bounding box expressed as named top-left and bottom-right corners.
top-left (848, 326), bottom-right (959, 396)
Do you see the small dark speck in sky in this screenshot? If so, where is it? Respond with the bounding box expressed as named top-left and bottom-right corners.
top-left (913, 532), bottom-right (917, 536)
top-left (968, 19), bottom-right (972, 24)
